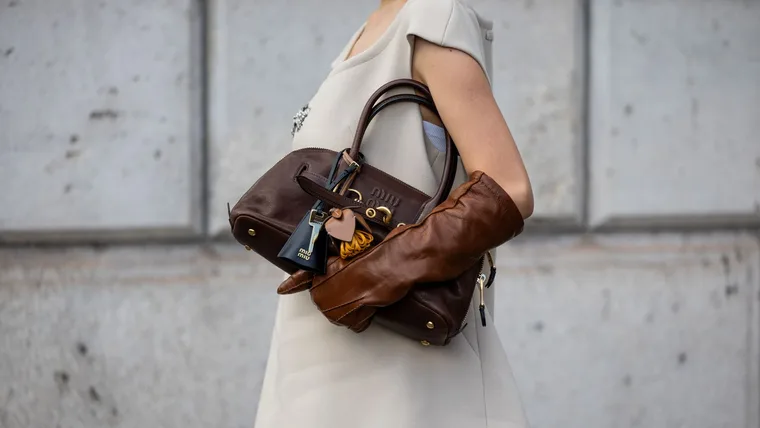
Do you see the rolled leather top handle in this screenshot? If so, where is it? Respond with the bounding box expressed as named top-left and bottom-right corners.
top-left (348, 79), bottom-right (431, 160)
top-left (348, 79), bottom-right (459, 221)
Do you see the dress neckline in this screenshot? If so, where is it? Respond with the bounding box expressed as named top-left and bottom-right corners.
top-left (331, 0), bottom-right (415, 73)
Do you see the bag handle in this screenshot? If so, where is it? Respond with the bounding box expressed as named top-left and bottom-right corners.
top-left (348, 79), bottom-right (459, 221)
top-left (349, 79), bottom-right (432, 161)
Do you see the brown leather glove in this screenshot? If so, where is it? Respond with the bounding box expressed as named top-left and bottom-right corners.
top-left (277, 171), bottom-right (524, 332)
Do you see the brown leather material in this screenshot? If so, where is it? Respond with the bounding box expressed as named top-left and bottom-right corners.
top-left (418, 133), bottom-right (456, 220)
top-left (295, 166), bottom-right (429, 231)
top-left (277, 171), bottom-right (524, 332)
top-left (229, 79), bottom-right (514, 346)
top-left (230, 148), bottom-right (336, 274)
top-left (276, 269), bottom-right (314, 295)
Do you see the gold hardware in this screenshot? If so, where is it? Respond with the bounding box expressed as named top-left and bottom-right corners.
top-left (478, 274), bottom-right (486, 308)
top-left (477, 273), bottom-right (487, 327)
top-left (420, 340), bottom-right (431, 346)
top-left (376, 206), bottom-right (392, 224)
top-left (244, 245), bottom-right (252, 251)
top-left (247, 229), bottom-right (256, 237)
top-left (397, 223), bottom-right (406, 228)
top-left (365, 208), bottom-right (376, 218)
top-left (426, 321), bottom-right (435, 330)
top-left (346, 188), bottom-right (363, 202)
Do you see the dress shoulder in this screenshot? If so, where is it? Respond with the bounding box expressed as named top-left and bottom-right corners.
top-left (404, 0), bottom-right (494, 81)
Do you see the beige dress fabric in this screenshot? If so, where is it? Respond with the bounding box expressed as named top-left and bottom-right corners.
top-left (254, 1), bottom-right (529, 427)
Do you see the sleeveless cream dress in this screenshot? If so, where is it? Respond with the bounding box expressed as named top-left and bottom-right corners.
top-left (254, 1), bottom-right (529, 427)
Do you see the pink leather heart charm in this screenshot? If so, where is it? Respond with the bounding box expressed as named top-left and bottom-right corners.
top-left (325, 208), bottom-right (356, 242)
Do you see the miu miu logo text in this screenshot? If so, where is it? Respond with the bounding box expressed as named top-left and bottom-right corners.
top-left (297, 248), bottom-right (311, 261)
top-left (366, 187), bottom-right (401, 208)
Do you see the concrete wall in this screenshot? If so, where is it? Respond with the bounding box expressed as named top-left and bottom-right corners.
top-left (0, 0), bottom-right (204, 241)
top-left (1, 1), bottom-right (759, 428)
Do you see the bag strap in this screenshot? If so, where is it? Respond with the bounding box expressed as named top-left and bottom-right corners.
top-left (349, 80), bottom-right (459, 221)
top-left (349, 80), bottom-right (432, 162)
top-left (298, 173), bottom-right (364, 212)
top-left (314, 149), bottom-right (363, 213)
top-left (348, 79), bottom-right (432, 159)
top-left (368, 92), bottom-right (436, 121)
top-left (296, 172), bottom-right (399, 229)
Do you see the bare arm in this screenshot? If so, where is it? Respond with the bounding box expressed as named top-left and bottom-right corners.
top-left (412, 38), bottom-right (534, 219)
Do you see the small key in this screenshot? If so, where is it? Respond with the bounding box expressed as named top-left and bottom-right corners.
top-left (307, 210), bottom-right (329, 254)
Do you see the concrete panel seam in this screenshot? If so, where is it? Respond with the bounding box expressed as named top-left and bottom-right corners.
top-left (579, 0), bottom-right (591, 231)
top-left (198, 0), bottom-right (211, 239)
top-left (591, 213), bottom-right (760, 233)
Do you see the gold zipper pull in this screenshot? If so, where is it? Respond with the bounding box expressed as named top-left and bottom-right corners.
top-left (478, 273), bottom-right (487, 327)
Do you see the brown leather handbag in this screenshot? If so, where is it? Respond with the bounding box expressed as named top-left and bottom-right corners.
top-left (229, 79), bottom-right (496, 346)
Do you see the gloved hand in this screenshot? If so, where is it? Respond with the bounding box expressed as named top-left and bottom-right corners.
top-left (277, 171), bottom-right (524, 332)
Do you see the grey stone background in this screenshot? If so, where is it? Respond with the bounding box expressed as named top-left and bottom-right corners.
top-left (0, 0), bottom-right (758, 427)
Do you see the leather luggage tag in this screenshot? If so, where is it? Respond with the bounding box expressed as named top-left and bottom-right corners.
top-left (277, 207), bottom-right (329, 273)
top-left (325, 208), bottom-right (356, 242)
